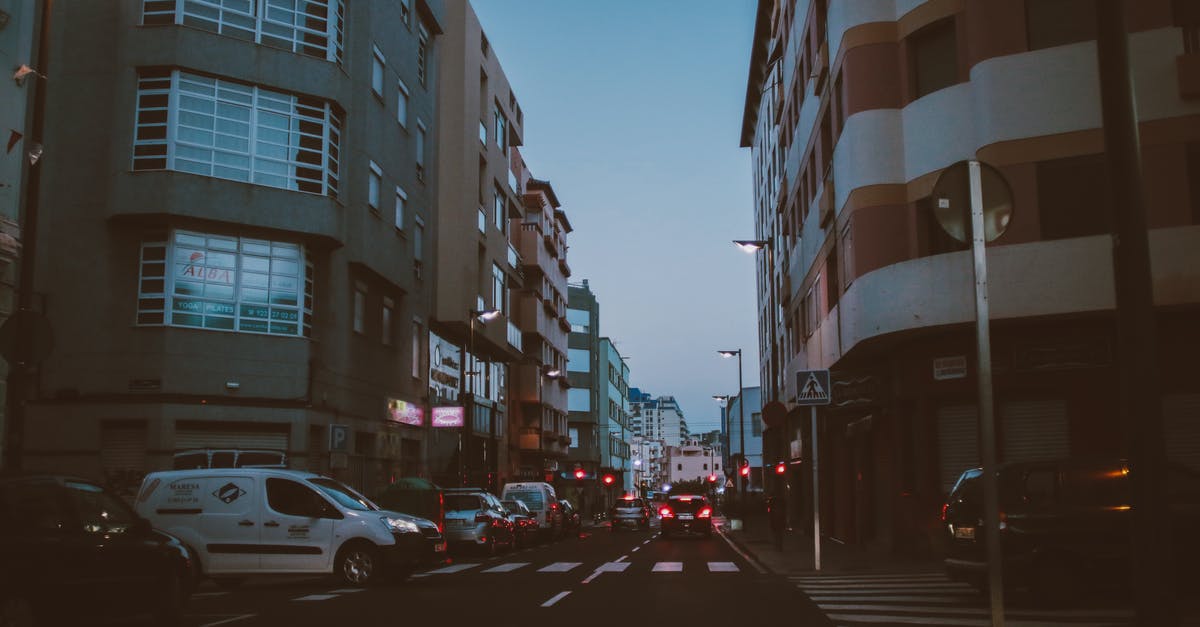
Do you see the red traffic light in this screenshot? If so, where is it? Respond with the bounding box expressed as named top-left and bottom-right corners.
top-left (739, 466), bottom-right (751, 477)
top-left (775, 462), bottom-right (786, 475)
top-left (707, 474), bottom-right (718, 483)
top-left (602, 474), bottom-right (615, 485)
top-left (574, 469), bottom-right (585, 480)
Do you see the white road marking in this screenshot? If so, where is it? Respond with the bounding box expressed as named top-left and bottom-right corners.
top-left (328, 589), bottom-right (364, 593)
top-left (198, 616), bottom-right (256, 627)
top-left (652, 561), bottom-right (683, 572)
top-left (541, 591), bottom-right (571, 607)
top-left (809, 594), bottom-right (979, 603)
top-left (294, 594), bottom-right (337, 601)
top-left (615, 554), bottom-right (628, 562)
top-left (825, 613), bottom-right (991, 626)
top-left (715, 528), bottom-right (766, 574)
top-left (427, 563), bottom-right (479, 575)
top-left (631, 546), bottom-right (640, 552)
top-left (707, 561), bottom-right (739, 572)
top-left (482, 562), bottom-right (530, 573)
top-left (537, 562), bottom-right (582, 573)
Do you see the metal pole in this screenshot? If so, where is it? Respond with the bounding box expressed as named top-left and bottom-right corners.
top-left (461, 315), bottom-right (473, 488)
top-left (737, 351), bottom-right (746, 509)
top-left (1094, 3), bottom-right (1171, 623)
top-left (811, 405), bottom-right (820, 570)
top-left (968, 160), bottom-right (1004, 627)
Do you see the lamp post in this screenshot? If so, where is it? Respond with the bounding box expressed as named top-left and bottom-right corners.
top-left (718, 350), bottom-right (744, 508)
top-left (538, 365), bottom-right (560, 473)
top-left (461, 308), bottom-right (500, 487)
top-left (732, 240), bottom-right (774, 400)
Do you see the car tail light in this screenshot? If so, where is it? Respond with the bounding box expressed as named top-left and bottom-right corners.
top-left (475, 511), bottom-right (490, 523)
top-left (659, 507), bottom-right (674, 518)
top-left (697, 507), bottom-right (712, 518)
top-left (940, 503), bottom-right (949, 522)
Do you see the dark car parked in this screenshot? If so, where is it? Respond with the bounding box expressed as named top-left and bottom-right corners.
top-left (0, 475), bottom-right (193, 626)
top-left (658, 494), bottom-right (714, 539)
top-left (942, 459), bottom-right (1200, 602)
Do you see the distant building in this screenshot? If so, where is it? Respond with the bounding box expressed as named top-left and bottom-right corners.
top-left (726, 386), bottom-right (763, 494)
top-left (631, 391), bottom-right (687, 448)
top-left (665, 439), bottom-right (721, 486)
top-left (598, 338), bottom-right (632, 492)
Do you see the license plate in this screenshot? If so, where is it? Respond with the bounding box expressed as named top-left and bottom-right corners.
top-left (678, 514), bottom-right (694, 520)
top-left (954, 526), bottom-right (976, 540)
top-left (434, 542), bottom-right (446, 552)
top-left (447, 519), bottom-right (465, 527)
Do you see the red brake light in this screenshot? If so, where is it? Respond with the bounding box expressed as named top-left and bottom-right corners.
top-left (940, 503), bottom-right (949, 522)
top-left (659, 507), bottom-right (674, 518)
top-left (698, 507), bottom-right (712, 518)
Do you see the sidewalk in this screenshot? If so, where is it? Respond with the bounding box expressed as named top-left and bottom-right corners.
top-left (717, 513), bottom-right (940, 576)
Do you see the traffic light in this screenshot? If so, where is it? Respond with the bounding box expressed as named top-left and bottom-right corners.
top-left (574, 468), bottom-right (585, 480)
top-left (775, 461), bottom-right (786, 475)
top-left (740, 465), bottom-right (751, 478)
top-left (707, 474), bottom-right (718, 483)
top-left (602, 473), bottom-right (616, 486)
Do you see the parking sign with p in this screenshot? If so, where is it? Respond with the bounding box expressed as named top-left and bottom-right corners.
top-left (328, 424), bottom-right (350, 452)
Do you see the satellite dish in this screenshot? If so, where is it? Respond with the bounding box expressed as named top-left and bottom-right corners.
top-left (931, 160), bottom-right (1014, 243)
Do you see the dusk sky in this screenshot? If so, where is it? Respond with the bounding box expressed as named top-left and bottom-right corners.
top-left (472, 0), bottom-right (762, 434)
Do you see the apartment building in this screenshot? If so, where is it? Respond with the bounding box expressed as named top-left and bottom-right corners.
top-left (565, 280), bottom-right (600, 477)
top-left (18, 0), bottom-right (444, 497)
top-left (726, 386), bottom-right (763, 493)
top-left (741, 0), bottom-right (1200, 552)
top-left (430, 0), bottom-right (527, 491)
top-left (599, 337), bottom-right (632, 492)
top-left (507, 175), bottom-right (572, 482)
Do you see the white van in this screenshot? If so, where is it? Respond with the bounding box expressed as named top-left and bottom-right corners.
top-left (500, 482), bottom-right (562, 538)
top-left (136, 468), bottom-right (445, 586)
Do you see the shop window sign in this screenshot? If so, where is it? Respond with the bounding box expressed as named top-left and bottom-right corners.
top-left (387, 399), bottom-right (424, 427)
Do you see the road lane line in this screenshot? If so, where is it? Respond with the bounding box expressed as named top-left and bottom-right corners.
top-left (615, 554), bottom-right (628, 562)
top-left (631, 546), bottom-right (640, 552)
top-left (537, 562), bottom-right (582, 573)
top-left (294, 594), bottom-right (338, 601)
top-left (426, 563), bottom-right (479, 574)
top-left (541, 591), bottom-right (571, 607)
top-left (715, 528), bottom-right (766, 574)
top-left (482, 562), bottom-right (530, 573)
top-left (707, 561), bottom-right (739, 572)
top-left (652, 562), bottom-right (683, 572)
top-left (198, 615), bottom-right (256, 627)
top-left (582, 561), bottom-right (631, 583)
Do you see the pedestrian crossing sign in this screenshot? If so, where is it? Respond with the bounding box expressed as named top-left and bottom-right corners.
top-left (795, 369), bottom-right (831, 406)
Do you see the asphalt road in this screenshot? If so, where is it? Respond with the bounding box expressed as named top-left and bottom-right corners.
top-left (179, 521), bottom-right (833, 627)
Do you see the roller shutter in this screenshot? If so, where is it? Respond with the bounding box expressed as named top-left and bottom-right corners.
top-left (100, 423), bottom-right (147, 473)
top-left (175, 424), bottom-right (289, 451)
top-left (1165, 394), bottom-right (1200, 472)
top-left (1000, 399), bottom-right (1069, 464)
top-left (937, 405), bottom-right (979, 493)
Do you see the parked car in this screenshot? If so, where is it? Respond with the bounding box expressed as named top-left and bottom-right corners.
top-left (375, 477), bottom-right (445, 533)
top-left (443, 488), bottom-right (515, 555)
top-left (658, 494), bottom-right (714, 539)
top-left (500, 482), bottom-right (562, 539)
top-left (558, 499), bottom-right (581, 535)
top-left (502, 499), bottom-right (539, 547)
top-left (942, 459), bottom-right (1200, 602)
top-left (610, 496), bottom-right (650, 531)
top-left (137, 468), bottom-right (444, 587)
top-left (0, 475), bottom-right (194, 626)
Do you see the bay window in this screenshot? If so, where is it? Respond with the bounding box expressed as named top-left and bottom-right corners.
top-left (142, 0), bottom-right (346, 65)
top-left (138, 230), bottom-right (313, 337)
top-left (133, 69), bottom-right (343, 196)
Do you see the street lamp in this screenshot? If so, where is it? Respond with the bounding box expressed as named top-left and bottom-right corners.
top-left (712, 395), bottom-right (731, 494)
top-left (460, 308), bottom-right (500, 487)
top-left (718, 350), bottom-right (745, 508)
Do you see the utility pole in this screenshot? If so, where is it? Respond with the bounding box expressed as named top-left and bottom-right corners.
top-left (1094, 1), bottom-right (1172, 624)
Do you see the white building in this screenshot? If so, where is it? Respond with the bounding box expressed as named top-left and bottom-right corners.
top-left (665, 440), bottom-right (721, 485)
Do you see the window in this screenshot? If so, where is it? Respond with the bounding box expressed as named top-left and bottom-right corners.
top-left (566, 308), bottom-right (589, 332)
top-left (399, 0), bottom-right (411, 27)
top-left (413, 216), bottom-right (424, 262)
top-left (703, 463), bottom-right (708, 470)
top-left (568, 388), bottom-right (591, 411)
top-left (371, 45), bottom-right (385, 98)
top-left (353, 282), bottom-right (366, 334)
top-left (494, 184), bottom-right (506, 232)
top-left (677, 464), bottom-right (683, 471)
top-left (802, 278), bottom-right (820, 338)
top-left (1026, 0), bottom-right (1096, 51)
top-left (840, 220), bottom-right (855, 287)
top-left (368, 161), bottom-right (382, 213)
top-left (65, 482), bottom-right (138, 534)
top-left (133, 69), bottom-right (343, 196)
top-left (417, 25), bottom-right (430, 87)
top-left (142, 0), bottom-right (346, 64)
top-left (397, 80), bottom-right (410, 127)
top-left (266, 478), bottom-right (328, 517)
top-left (909, 18), bottom-right (958, 99)
top-left (415, 120), bottom-right (427, 181)
top-left (492, 264), bottom-right (507, 315)
top-left (382, 296), bottom-right (394, 346)
top-left (493, 104), bottom-right (508, 152)
top-left (569, 427), bottom-right (580, 448)
top-left (567, 348), bottom-right (590, 372)
top-left (412, 319), bottom-right (422, 378)
top-left (394, 186), bottom-right (407, 231)
top-left (1037, 153), bottom-right (1111, 240)
top-left (137, 230), bottom-right (312, 337)
top-left (752, 413), bottom-right (763, 437)
top-left (825, 246), bottom-right (839, 309)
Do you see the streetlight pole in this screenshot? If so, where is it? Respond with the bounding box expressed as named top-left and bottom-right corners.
top-left (718, 350), bottom-right (745, 509)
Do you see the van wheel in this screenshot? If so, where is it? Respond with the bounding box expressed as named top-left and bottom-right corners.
top-left (1032, 553), bottom-right (1083, 606)
top-left (336, 543), bottom-right (380, 586)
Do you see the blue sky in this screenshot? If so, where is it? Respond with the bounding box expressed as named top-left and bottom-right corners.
top-left (472, 0), bottom-right (761, 433)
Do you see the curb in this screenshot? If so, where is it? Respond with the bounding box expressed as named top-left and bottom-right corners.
top-left (716, 523), bottom-right (776, 575)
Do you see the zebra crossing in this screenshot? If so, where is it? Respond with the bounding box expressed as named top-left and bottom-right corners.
top-left (419, 560), bottom-right (741, 577)
top-left (789, 572), bottom-right (1135, 626)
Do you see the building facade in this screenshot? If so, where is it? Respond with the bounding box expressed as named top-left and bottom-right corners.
top-left (725, 386), bottom-right (763, 494)
top-left (507, 175), bottom-right (572, 483)
top-left (598, 337), bottom-right (631, 493)
top-left (741, 0), bottom-right (1200, 552)
top-left (431, 0), bottom-right (527, 491)
top-left (665, 440), bottom-right (722, 486)
top-left (20, 0), bottom-right (445, 498)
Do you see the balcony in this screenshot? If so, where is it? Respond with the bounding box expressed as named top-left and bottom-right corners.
top-left (558, 257), bottom-right (571, 278)
top-left (518, 428), bottom-right (541, 451)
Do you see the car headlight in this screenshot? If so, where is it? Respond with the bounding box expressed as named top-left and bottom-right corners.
top-left (383, 517), bottom-right (420, 533)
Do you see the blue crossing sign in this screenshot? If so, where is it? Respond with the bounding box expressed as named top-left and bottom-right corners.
top-left (795, 370), bottom-right (831, 406)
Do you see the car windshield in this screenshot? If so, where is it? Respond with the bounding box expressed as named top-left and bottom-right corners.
top-left (308, 478), bottom-right (376, 511)
top-left (445, 494), bottom-right (483, 511)
top-left (507, 490), bottom-right (542, 509)
top-left (502, 500), bottom-right (525, 513)
top-left (616, 498), bottom-right (644, 508)
top-left (668, 497), bottom-right (707, 513)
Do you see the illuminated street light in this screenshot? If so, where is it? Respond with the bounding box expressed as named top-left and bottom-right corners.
top-left (732, 239), bottom-right (769, 254)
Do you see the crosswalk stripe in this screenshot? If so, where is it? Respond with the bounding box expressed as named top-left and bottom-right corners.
top-left (791, 572), bottom-right (945, 581)
top-left (293, 595), bottom-right (337, 602)
top-left (800, 586), bottom-right (976, 595)
top-left (826, 613), bottom-right (991, 626)
top-left (598, 561), bottom-right (630, 573)
top-left (427, 563), bottom-right (479, 574)
top-left (481, 562), bottom-right (530, 573)
top-left (537, 562), bottom-right (582, 573)
top-left (810, 594), bottom-right (975, 604)
top-left (652, 562), bottom-right (683, 572)
top-left (707, 562), bottom-right (739, 572)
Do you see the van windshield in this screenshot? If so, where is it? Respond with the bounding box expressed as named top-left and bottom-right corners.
top-left (309, 478), bottom-right (376, 511)
top-left (506, 490), bottom-right (543, 510)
